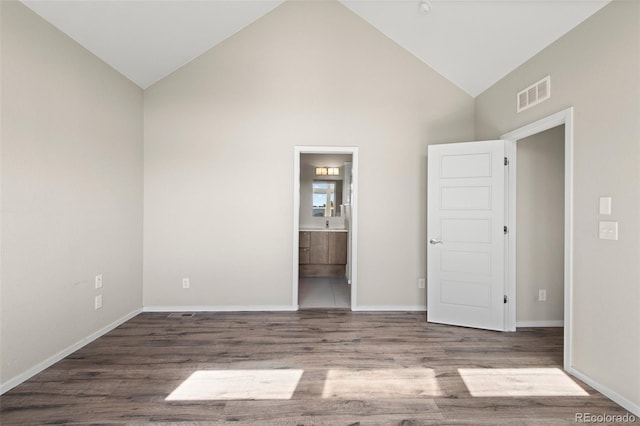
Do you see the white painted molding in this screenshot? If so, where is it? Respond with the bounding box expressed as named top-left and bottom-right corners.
top-left (568, 367), bottom-right (640, 417)
top-left (501, 108), bottom-right (570, 141)
top-left (143, 305), bottom-right (298, 312)
top-left (0, 308), bottom-right (142, 395)
top-left (501, 107), bottom-right (574, 372)
top-left (505, 138), bottom-right (517, 332)
top-left (292, 147), bottom-right (301, 308)
top-left (292, 146), bottom-right (359, 311)
top-left (352, 305), bottom-right (427, 312)
top-left (516, 320), bottom-right (564, 327)
top-left (147, 305), bottom-right (426, 313)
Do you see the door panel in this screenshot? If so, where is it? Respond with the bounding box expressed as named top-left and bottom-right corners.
top-left (328, 232), bottom-right (348, 265)
top-left (441, 251), bottom-right (490, 275)
top-left (441, 280), bottom-right (491, 308)
top-left (441, 219), bottom-right (490, 243)
top-left (441, 186), bottom-right (491, 210)
top-left (309, 232), bottom-right (328, 264)
top-left (441, 153), bottom-right (492, 178)
top-left (427, 140), bottom-right (506, 331)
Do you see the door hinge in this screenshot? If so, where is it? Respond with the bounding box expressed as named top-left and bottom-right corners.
top-left (504, 157), bottom-right (509, 166)
top-left (504, 226), bottom-right (508, 235)
top-left (504, 295), bottom-right (508, 304)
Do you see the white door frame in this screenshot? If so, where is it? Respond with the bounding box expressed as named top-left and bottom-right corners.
top-left (501, 107), bottom-right (574, 371)
top-left (292, 146), bottom-right (359, 310)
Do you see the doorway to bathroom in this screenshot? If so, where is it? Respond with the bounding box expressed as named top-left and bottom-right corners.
top-left (292, 147), bottom-right (358, 310)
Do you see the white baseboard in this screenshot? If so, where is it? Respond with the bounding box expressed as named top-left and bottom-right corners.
top-left (145, 305), bottom-right (427, 313)
top-left (0, 308), bottom-right (142, 395)
top-left (516, 320), bottom-right (564, 327)
top-left (143, 305), bottom-right (298, 312)
top-left (352, 305), bottom-right (427, 312)
top-left (568, 366), bottom-right (640, 417)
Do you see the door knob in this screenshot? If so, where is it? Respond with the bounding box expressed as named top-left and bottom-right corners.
top-left (429, 239), bottom-right (443, 245)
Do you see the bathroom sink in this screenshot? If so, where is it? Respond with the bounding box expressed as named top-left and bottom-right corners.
top-left (299, 227), bottom-right (347, 232)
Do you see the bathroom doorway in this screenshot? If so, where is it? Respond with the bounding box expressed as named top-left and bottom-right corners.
top-left (292, 147), bottom-right (358, 310)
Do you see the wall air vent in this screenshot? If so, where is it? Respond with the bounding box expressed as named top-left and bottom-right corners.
top-left (517, 76), bottom-right (551, 112)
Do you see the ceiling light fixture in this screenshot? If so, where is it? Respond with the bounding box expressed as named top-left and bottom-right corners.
top-left (419, 0), bottom-right (432, 14)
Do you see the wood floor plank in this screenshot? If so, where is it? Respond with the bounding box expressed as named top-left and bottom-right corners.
top-left (0, 311), bottom-right (634, 425)
top-left (222, 399), bottom-right (443, 420)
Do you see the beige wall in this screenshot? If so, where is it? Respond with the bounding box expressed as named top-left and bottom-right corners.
top-left (143, 0), bottom-right (475, 308)
top-left (516, 126), bottom-right (564, 323)
top-left (476, 0), bottom-right (639, 409)
top-left (0, 1), bottom-right (143, 385)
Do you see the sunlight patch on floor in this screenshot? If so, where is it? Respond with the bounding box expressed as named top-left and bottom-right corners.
top-left (458, 368), bottom-right (589, 397)
top-left (165, 369), bottom-right (304, 400)
top-left (322, 368), bottom-right (443, 398)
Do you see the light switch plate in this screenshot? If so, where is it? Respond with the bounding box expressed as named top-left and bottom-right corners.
top-left (599, 221), bottom-right (618, 240)
top-left (599, 197), bottom-right (612, 215)
top-left (95, 274), bottom-right (103, 289)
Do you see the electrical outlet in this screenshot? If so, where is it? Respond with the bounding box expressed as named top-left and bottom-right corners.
top-left (95, 294), bottom-right (103, 310)
top-left (418, 278), bottom-right (426, 289)
top-left (599, 221), bottom-right (618, 240)
top-left (538, 289), bottom-right (547, 302)
top-left (95, 274), bottom-right (103, 289)
top-left (182, 278), bottom-right (190, 289)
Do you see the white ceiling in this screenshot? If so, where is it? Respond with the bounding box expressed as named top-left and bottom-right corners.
top-left (21, 0), bottom-right (610, 96)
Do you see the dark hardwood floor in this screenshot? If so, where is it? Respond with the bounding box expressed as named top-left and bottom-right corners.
top-left (0, 311), bottom-right (634, 425)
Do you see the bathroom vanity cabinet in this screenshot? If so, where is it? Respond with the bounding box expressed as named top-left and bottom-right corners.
top-left (299, 230), bottom-right (347, 277)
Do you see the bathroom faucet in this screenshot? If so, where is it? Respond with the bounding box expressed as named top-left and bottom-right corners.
top-left (325, 219), bottom-right (330, 229)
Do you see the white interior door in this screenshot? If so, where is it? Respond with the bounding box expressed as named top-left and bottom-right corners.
top-left (427, 140), bottom-right (506, 331)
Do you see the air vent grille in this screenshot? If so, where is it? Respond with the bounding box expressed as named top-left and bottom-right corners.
top-left (517, 76), bottom-right (551, 112)
top-left (168, 312), bottom-right (195, 319)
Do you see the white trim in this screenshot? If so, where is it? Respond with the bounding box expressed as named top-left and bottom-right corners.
top-left (293, 146), bottom-right (359, 310)
top-left (568, 367), bottom-right (640, 417)
top-left (501, 107), bottom-right (574, 372)
top-left (505, 140), bottom-right (516, 332)
top-left (516, 320), bottom-right (564, 327)
top-left (293, 147), bottom-right (301, 308)
top-left (0, 308), bottom-right (142, 395)
top-left (502, 108), bottom-right (570, 140)
top-left (143, 305), bottom-right (297, 312)
top-left (352, 305), bottom-right (427, 312)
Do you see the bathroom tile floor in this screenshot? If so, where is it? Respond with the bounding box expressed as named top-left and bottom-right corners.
top-left (298, 276), bottom-right (350, 308)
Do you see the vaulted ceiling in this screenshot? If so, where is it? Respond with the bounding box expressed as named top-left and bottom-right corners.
top-left (21, 0), bottom-right (610, 96)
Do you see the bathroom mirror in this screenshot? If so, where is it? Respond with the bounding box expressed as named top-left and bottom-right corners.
top-left (312, 180), bottom-right (342, 217)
